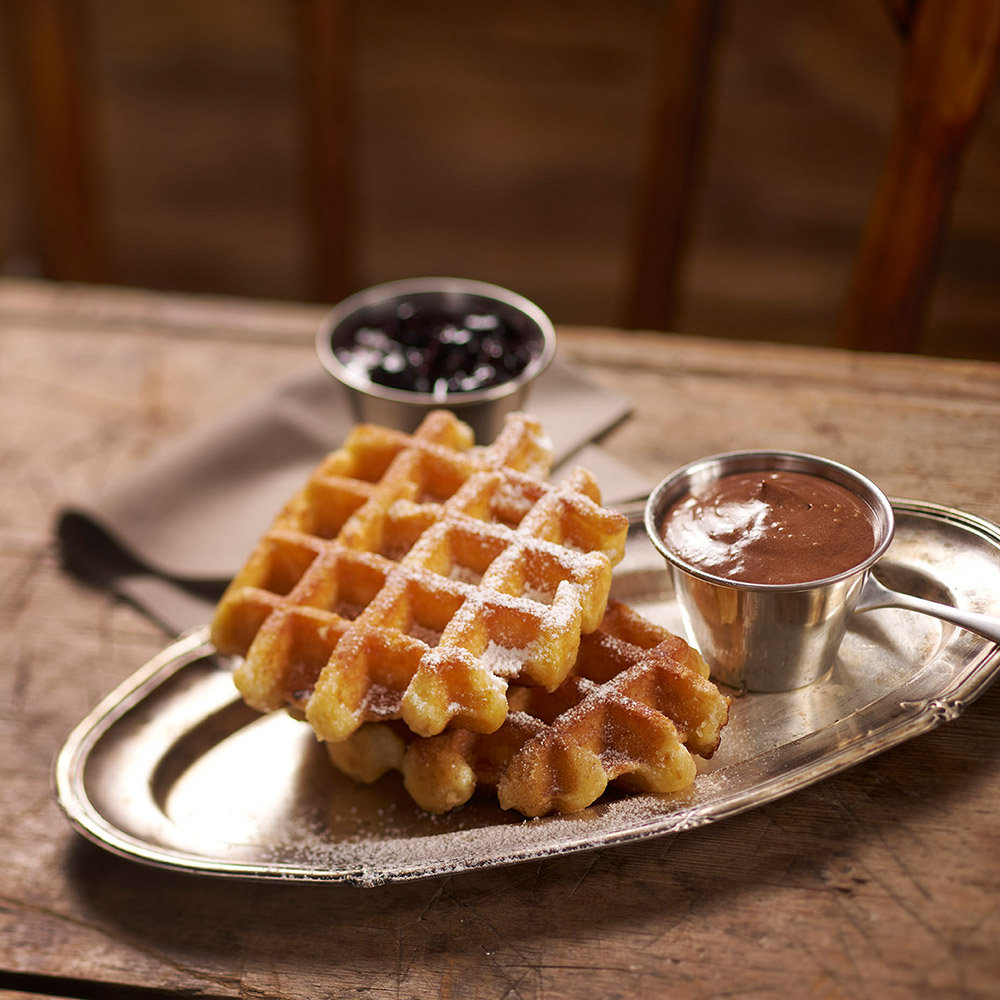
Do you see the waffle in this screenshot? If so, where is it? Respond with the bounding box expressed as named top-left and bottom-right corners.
top-left (211, 409), bottom-right (630, 742)
top-left (325, 601), bottom-right (731, 816)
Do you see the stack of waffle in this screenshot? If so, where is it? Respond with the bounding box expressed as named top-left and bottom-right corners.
top-left (212, 410), bottom-right (729, 816)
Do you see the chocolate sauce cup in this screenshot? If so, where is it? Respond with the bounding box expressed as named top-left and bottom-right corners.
top-left (644, 451), bottom-right (895, 692)
top-left (316, 277), bottom-right (556, 444)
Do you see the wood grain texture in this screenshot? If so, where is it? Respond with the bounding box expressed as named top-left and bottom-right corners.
top-left (296, 0), bottom-right (358, 303)
top-left (623, 0), bottom-right (725, 332)
top-left (2, 280), bottom-right (999, 999)
top-left (0, 0), bottom-right (107, 281)
top-left (838, 0), bottom-right (1000, 352)
top-left (2, 0), bottom-right (998, 360)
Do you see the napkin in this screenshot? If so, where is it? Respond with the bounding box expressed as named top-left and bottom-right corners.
top-left (56, 360), bottom-right (653, 634)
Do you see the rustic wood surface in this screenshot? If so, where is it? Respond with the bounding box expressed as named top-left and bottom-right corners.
top-left (2, 278), bottom-right (1000, 999)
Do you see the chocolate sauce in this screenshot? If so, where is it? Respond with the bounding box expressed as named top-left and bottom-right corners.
top-left (661, 469), bottom-right (878, 585)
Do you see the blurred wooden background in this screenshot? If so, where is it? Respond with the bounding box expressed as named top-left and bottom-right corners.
top-left (1, 0), bottom-right (998, 358)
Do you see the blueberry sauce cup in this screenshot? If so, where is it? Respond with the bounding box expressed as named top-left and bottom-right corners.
top-left (315, 277), bottom-right (556, 444)
top-left (644, 450), bottom-right (895, 692)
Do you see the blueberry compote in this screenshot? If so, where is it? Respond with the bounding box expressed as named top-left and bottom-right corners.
top-left (332, 296), bottom-right (542, 399)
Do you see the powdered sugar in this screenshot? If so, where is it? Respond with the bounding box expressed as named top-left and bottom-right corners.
top-left (480, 639), bottom-right (532, 678)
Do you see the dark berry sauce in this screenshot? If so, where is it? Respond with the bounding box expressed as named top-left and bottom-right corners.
top-left (332, 295), bottom-right (543, 398)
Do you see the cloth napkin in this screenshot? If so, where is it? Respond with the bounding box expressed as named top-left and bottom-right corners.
top-left (56, 360), bottom-right (653, 635)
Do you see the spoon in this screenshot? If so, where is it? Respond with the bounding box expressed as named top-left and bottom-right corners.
top-left (856, 573), bottom-right (1000, 645)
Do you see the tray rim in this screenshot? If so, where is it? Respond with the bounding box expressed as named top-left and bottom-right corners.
top-left (53, 498), bottom-right (1000, 885)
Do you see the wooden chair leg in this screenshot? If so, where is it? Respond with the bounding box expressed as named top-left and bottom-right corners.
top-left (623, 0), bottom-right (726, 332)
top-left (295, 0), bottom-right (357, 304)
top-left (837, 0), bottom-right (1000, 353)
top-left (1, 0), bottom-right (107, 281)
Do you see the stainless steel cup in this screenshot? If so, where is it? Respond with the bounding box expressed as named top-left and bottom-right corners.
top-left (644, 450), bottom-right (895, 691)
top-left (315, 277), bottom-right (556, 443)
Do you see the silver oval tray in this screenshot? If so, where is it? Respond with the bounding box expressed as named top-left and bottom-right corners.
top-left (55, 500), bottom-right (1000, 885)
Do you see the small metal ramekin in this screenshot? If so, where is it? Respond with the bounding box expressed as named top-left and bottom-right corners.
top-left (645, 450), bottom-right (895, 692)
top-left (315, 277), bottom-right (556, 443)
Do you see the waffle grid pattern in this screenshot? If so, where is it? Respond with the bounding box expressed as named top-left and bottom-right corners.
top-left (326, 601), bottom-right (731, 816)
top-left (211, 410), bottom-right (629, 743)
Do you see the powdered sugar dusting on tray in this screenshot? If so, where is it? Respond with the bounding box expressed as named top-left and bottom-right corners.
top-left (254, 768), bottom-right (710, 886)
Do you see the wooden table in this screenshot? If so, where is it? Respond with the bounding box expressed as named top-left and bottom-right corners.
top-left (3, 278), bottom-right (1000, 999)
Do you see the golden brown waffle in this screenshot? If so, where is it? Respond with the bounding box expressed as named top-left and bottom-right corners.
top-left (325, 601), bottom-right (731, 816)
top-left (211, 409), bottom-right (630, 742)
